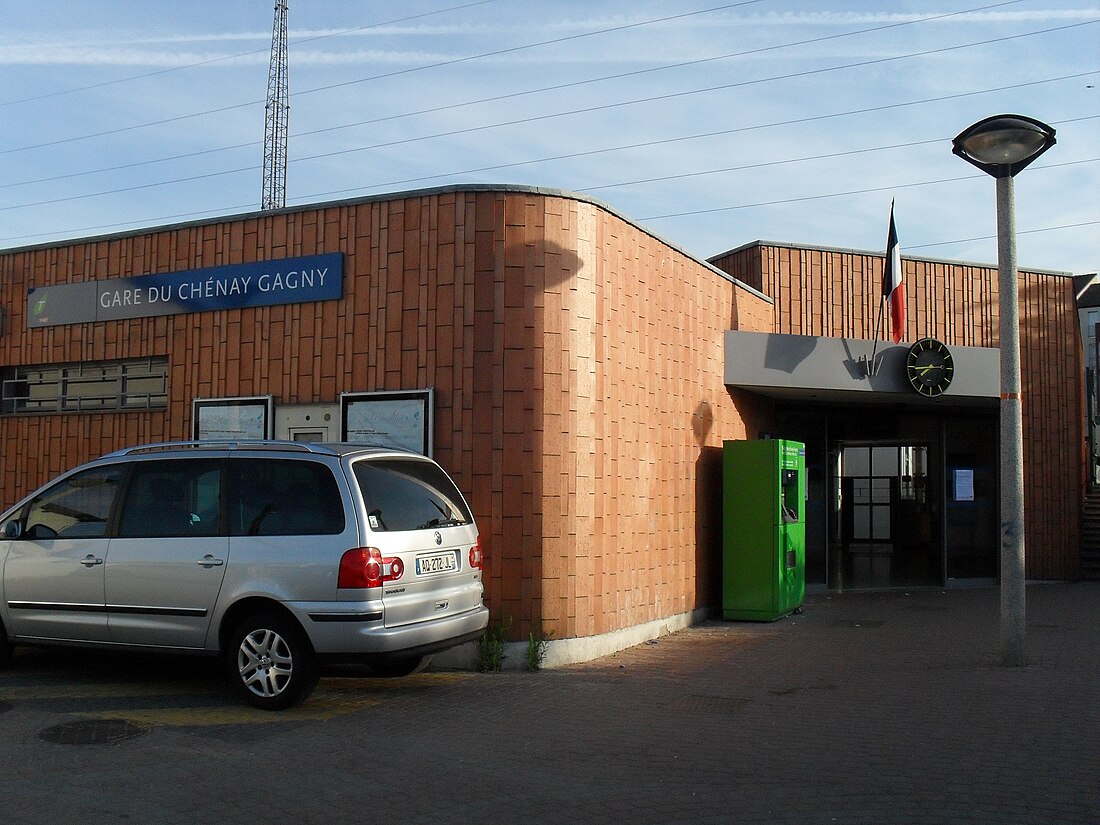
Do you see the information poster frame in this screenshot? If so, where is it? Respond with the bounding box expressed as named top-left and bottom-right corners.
top-left (192, 396), bottom-right (274, 441)
top-left (340, 389), bottom-right (433, 456)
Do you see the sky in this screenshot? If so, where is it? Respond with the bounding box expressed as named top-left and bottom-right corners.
top-left (1, 1), bottom-right (1097, 274)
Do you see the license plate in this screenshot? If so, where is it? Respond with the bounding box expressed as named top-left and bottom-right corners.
top-left (416, 551), bottom-right (457, 576)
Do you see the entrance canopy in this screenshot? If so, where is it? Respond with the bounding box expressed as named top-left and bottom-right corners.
top-left (724, 331), bottom-right (1000, 406)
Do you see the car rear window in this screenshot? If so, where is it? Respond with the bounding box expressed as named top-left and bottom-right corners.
top-left (352, 458), bottom-right (472, 532)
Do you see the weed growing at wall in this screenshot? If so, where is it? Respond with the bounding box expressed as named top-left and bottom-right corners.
top-left (476, 615), bottom-right (510, 672)
top-left (524, 629), bottom-right (553, 672)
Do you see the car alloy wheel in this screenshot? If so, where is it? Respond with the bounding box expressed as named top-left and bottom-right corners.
top-left (227, 613), bottom-right (317, 710)
top-left (238, 627), bottom-right (293, 697)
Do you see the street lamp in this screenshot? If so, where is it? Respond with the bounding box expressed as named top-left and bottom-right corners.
top-left (952, 114), bottom-right (1056, 667)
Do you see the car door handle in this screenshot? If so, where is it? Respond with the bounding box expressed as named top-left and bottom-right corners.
top-left (80, 554), bottom-right (104, 567)
top-left (196, 554), bottom-right (225, 568)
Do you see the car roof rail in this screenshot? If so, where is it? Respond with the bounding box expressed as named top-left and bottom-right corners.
top-left (102, 440), bottom-right (342, 458)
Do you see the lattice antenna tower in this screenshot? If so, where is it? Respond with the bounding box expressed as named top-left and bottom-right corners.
top-left (262, 0), bottom-right (290, 210)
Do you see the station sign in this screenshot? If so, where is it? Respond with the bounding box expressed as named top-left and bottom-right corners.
top-left (26, 252), bottom-right (343, 327)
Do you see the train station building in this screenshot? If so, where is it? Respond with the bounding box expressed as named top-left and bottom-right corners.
top-left (0, 184), bottom-right (1087, 660)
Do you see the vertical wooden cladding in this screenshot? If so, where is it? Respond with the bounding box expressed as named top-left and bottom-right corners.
top-left (711, 243), bottom-right (1083, 580)
top-left (713, 245), bottom-right (1000, 343)
top-left (1017, 271), bottom-right (1084, 579)
top-left (0, 195), bottom-right (493, 537)
top-left (0, 192), bottom-right (560, 640)
top-left (0, 187), bottom-right (772, 645)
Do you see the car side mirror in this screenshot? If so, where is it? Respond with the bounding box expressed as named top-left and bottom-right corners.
top-left (3, 520), bottom-right (23, 539)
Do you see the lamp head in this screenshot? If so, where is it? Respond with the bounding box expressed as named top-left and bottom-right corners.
top-left (952, 114), bottom-right (1056, 178)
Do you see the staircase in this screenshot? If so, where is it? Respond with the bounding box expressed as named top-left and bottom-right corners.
top-left (1081, 491), bottom-right (1100, 580)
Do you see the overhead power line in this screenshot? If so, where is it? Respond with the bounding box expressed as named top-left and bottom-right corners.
top-left (285, 109), bottom-right (1098, 205)
top-left (0, 160), bottom-right (1094, 250)
top-left (0, 0), bottom-right (505, 108)
top-left (3, 28), bottom-right (1094, 205)
top-left (0, 0), bottom-right (765, 156)
top-left (286, 0), bottom-right (1035, 124)
top-left (581, 114), bottom-right (1100, 194)
top-left (907, 220), bottom-right (1100, 252)
top-left (0, 0), bottom-right (1093, 267)
top-left (5, 1), bottom-right (1056, 161)
top-left (2, 73), bottom-right (1092, 213)
top-left (636, 157), bottom-right (1099, 221)
top-left (0, 0), bottom-right (1041, 189)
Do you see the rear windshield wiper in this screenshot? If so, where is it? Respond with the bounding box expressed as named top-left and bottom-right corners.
top-left (418, 516), bottom-right (466, 529)
top-left (425, 498), bottom-right (466, 528)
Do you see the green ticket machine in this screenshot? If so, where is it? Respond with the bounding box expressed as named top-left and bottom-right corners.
top-left (722, 439), bottom-right (806, 621)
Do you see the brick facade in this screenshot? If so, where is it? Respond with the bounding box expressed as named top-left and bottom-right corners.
top-left (711, 241), bottom-right (1085, 580)
top-left (0, 187), bottom-right (773, 642)
top-left (0, 193), bottom-right (1083, 648)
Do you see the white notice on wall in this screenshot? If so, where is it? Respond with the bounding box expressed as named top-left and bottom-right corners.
top-left (345, 398), bottom-right (426, 454)
top-left (954, 469), bottom-right (975, 502)
top-left (197, 403), bottom-right (267, 440)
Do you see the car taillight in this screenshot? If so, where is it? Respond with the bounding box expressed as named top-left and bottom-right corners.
top-left (469, 539), bottom-right (483, 570)
top-left (339, 547), bottom-right (404, 589)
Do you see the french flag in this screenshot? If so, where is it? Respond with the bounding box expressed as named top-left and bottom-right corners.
top-left (883, 201), bottom-right (906, 344)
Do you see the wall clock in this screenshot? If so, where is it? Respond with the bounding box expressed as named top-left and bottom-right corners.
top-left (905, 338), bottom-right (954, 397)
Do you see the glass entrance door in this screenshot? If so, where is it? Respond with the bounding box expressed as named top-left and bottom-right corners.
top-left (836, 444), bottom-right (940, 589)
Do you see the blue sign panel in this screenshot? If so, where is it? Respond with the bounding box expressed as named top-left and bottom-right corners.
top-left (27, 253), bottom-right (343, 328)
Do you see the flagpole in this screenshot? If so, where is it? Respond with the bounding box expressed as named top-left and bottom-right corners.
top-left (872, 290), bottom-right (886, 342)
top-left (871, 288), bottom-right (888, 371)
top-left (869, 199), bottom-right (898, 375)
top-left (869, 295), bottom-right (886, 375)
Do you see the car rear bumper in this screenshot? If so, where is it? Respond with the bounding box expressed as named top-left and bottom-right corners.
top-left (297, 602), bottom-right (489, 656)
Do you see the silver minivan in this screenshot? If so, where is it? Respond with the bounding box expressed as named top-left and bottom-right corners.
top-left (0, 441), bottom-right (488, 709)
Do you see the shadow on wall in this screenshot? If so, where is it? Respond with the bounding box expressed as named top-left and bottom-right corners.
top-left (695, 444), bottom-right (724, 609)
top-left (477, 230), bottom-right (586, 641)
top-left (692, 400), bottom-right (714, 445)
top-left (765, 332), bottom-right (818, 373)
top-left (692, 401), bottom-right (721, 608)
top-left (696, 387), bottom-right (776, 607)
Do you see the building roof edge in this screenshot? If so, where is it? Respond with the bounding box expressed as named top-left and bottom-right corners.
top-left (710, 239), bottom-right (1074, 278)
top-left (0, 182), bottom-right (772, 302)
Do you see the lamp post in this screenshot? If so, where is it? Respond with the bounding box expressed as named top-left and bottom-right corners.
top-left (952, 114), bottom-right (1056, 667)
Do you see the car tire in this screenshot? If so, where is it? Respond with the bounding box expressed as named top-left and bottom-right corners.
top-left (226, 613), bottom-right (318, 710)
top-left (0, 623), bottom-right (11, 668)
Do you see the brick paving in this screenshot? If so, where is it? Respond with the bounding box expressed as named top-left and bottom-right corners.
top-left (0, 582), bottom-right (1097, 824)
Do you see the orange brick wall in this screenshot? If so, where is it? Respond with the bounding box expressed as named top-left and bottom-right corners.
top-left (534, 205), bottom-right (773, 640)
top-left (710, 242), bottom-right (1084, 580)
top-left (484, 194), bottom-right (774, 640)
top-left (0, 188), bottom-right (774, 641)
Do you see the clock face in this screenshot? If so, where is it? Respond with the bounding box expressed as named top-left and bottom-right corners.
top-left (906, 338), bottom-right (954, 397)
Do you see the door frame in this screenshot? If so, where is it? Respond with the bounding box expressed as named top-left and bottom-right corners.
top-left (830, 437), bottom-right (945, 590)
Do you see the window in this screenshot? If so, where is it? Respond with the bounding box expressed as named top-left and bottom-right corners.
top-left (899, 446), bottom-right (928, 502)
top-left (1, 357), bottom-right (168, 414)
top-left (20, 466), bottom-right (123, 539)
top-left (227, 459), bottom-right (344, 536)
top-left (353, 458), bottom-right (471, 532)
top-left (118, 459), bottom-right (222, 538)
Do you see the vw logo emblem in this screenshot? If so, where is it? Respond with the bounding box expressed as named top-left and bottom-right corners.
top-left (434, 531), bottom-right (442, 545)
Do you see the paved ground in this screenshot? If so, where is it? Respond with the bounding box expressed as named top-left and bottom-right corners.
top-left (0, 582), bottom-right (1097, 824)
